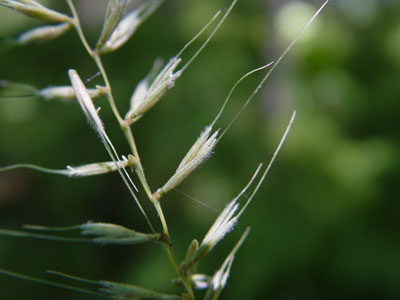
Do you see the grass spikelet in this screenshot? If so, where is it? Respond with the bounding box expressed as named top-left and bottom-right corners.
top-left (155, 126), bottom-right (219, 199)
top-left (68, 69), bottom-right (106, 138)
top-left (99, 0), bottom-right (164, 54)
top-left (17, 22), bottom-right (72, 45)
top-left (0, 0), bottom-right (72, 23)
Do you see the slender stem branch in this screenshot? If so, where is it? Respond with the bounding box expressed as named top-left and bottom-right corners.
top-left (124, 127), bottom-right (194, 297)
top-left (67, 0), bottom-right (124, 125)
top-left (66, 0), bottom-right (154, 232)
top-left (66, 0), bottom-right (152, 210)
top-left (92, 53), bottom-right (124, 124)
top-left (156, 202), bottom-right (195, 299)
top-left (123, 126), bottom-right (154, 200)
top-left (0, 163), bottom-right (69, 175)
top-left (66, 1), bottom-right (195, 297)
top-left (66, 0), bottom-right (93, 57)
top-left (101, 134), bottom-right (156, 233)
top-left (161, 238), bottom-right (194, 299)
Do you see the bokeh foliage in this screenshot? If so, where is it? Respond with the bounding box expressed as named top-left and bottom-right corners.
top-left (0, 0), bottom-right (399, 299)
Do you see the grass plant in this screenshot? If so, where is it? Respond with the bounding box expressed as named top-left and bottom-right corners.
top-left (0, 0), bottom-right (328, 299)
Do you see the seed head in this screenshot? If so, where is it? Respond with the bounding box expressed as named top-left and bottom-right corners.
top-left (79, 222), bottom-right (158, 245)
top-left (125, 57), bottom-right (182, 124)
top-left (80, 222), bottom-right (135, 237)
top-left (66, 155), bottom-right (136, 177)
top-left (39, 85), bottom-right (106, 101)
top-left (211, 256), bottom-right (233, 292)
top-left (204, 227), bottom-right (250, 300)
top-left (188, 199), bottom-right (238, 265)
top-left (100, 0), bottom-right (163, 54)
top-left (184, 165), bottom-right (262, 268)
top-left (17, 22), bottom-right (71, 45)
top-left (0, 0), bottom-right (71, 23)
top-left (155, 126), bottom-right (218, 199)
top-left (68, 69), bottom-right (106, 138)
top-left (201, 199), bottom-right (238, 248)
top-left (96, 0), bottom-right (128, 50)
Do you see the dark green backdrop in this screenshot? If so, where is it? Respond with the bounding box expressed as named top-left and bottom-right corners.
top-left (0, 0), bottom-right (399, 299)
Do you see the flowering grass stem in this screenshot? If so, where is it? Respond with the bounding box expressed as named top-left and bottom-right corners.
top-left (0, 0), bottom-right (329, 298)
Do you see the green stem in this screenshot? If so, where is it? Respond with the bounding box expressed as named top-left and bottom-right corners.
top-left (121, 110), bottom-right (179, 290)
top-left (0, 163), bottom-right (69, 175)
top-left (67, 0), bottom-right (123, 125)
top-left (101, 132), bottom-right (156, 233)
top-left (125, 127), bottom-right (194, 298)
top-left (122, 125), bottom-right (154, 200)
top-left (66, 0), bottom-right (93, 57)
top-left (157, 203), bottom-right (195, 299)
top-left (92, 52), bottom-right (124, 124)
top-left (66, 1), bottom-right (194, 297)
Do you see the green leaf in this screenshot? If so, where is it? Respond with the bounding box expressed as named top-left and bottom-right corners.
top-left (0, 228), bottom-right (91, 243)
top-left (0, 268), bottom-right (111, 298)
top-left (50, 271), bottom-right (181, 300)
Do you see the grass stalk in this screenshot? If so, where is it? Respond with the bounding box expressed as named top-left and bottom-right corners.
top-left (0, 0), bottom-right (330, 298)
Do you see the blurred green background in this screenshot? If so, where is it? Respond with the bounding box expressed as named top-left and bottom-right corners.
top-left (1, 0), bottom-right (399, 299)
